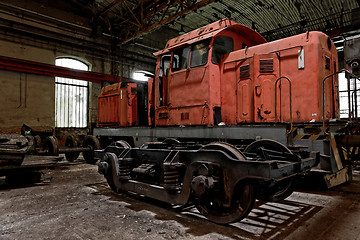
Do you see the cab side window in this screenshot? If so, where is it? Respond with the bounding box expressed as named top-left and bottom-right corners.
top-left (212, 37), bottom-right (233, 64)
top-left (160, 55), bottom-right (171, 77)
top-left (172, 46), bottom-right (191, 71)
top-left (159, 55), bottom-right (171, 106)
top-left (190, 39), bottom-right (210, 68)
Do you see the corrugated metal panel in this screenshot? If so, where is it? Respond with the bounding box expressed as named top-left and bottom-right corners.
top-left (175, 0), bottom-right (360, 41)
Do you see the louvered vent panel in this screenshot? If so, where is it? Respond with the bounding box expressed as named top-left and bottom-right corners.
top-left (181, 112), bottom-right (189, 120)
top-left (260, 59), bottom-right (274, 73)
top-left (240, 65), bottom-right (250, 78)
top-left (325, 56), bottom-right (331, 70)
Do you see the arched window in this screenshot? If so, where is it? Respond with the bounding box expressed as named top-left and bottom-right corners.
top-left (132, 70), bottom-right (153, 81)
top-left (55, 58), bottom-right (90, 128)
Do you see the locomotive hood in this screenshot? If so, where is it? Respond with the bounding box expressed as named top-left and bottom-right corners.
top-left (154, 19), bottom-right (267, 56)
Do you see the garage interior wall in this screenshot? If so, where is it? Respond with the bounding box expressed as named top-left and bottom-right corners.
top-left (0, 1), bottom-right (172, 135)
top-left (0, 39), bottom-right (111, 135)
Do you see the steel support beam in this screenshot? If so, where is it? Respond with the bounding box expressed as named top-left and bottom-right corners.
top-left (0, 56), bottom-right (120, 83)
top-left (118, 0), bottom-right (215, 44)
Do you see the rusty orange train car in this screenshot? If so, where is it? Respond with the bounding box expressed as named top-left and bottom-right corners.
top-left (95, 19), bottom-right (359, 188)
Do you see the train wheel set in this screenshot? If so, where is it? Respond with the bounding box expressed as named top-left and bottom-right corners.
top-left (97, 138), bottom-right (318, 224)
top-left (22, 135), bottom-right (100, 164)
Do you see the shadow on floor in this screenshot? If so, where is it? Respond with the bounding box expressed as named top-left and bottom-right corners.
top-left (88, 182), bottom-right (323, 240)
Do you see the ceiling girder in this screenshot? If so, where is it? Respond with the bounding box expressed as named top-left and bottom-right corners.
top-left (98, 0), bottom-right (122, 17)
top-left (117, 0), bottom-right (215, 44)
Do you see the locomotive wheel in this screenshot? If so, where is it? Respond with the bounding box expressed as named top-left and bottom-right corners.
top-left (196, 181), bottom-right (255, 224)
top-left (244, 139), bottom-right (297, 202)
top-left (200, 142), bottom-right (246, 160)
top-left (43, 136), bottom-right (59, 156)
top-left (64, 135), bottom-right (80, 162)
top-left (104, 154), bottom-right (118, 192)
top-left (82, 136), bottom-right (101, 164)
top-left (110, 140), bottom-right (131, 149)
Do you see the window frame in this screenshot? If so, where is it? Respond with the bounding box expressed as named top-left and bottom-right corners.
top-left (211, 36), bottom-right (234, 65)
top-left (55, 57), bottom-right (90, 128)
top-left (190, 39), bottom-right (211, 68)
top-left (171, 46), bottom-right (191, 72)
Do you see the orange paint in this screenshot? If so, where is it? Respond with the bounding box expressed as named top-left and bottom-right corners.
top-left (222, 31), bottom-right (338, 123)
top-left (98, 82), bottom-right (137, 127)
top-left (98, 19), bottom-right (339, 127)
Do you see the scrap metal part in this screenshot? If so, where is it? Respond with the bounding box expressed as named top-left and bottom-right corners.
top-left (0, 134), bottom-right (30, 166)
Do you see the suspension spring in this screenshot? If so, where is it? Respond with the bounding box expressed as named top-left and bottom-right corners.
top-left (118, 158), bottom-right (134, 180)
top-left (163, 164), bottom-right (182, 192)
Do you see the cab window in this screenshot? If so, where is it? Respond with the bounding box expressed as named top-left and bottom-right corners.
top-left (172, 46), bottom-right (191, 71)
top-left (190, 39), bottom-right (210, 68)
top-left (158, 54), bottom-right (171, 106)
top-left (212, 37), bottom-right (233, 64)
top-left (160, 55), bottom-right (171, 77)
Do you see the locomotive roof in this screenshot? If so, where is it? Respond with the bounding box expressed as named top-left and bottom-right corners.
top-left (154, 19), bottom-right (267, 56)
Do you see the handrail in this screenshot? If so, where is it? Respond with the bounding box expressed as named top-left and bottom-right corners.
top-left (274, 76), bottom-right (293, 135)
top-left (322, 69), bottom-right (360, 135)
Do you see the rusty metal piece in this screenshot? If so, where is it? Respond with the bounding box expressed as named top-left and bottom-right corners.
top-left (0, 134), bottom-right (29, 166)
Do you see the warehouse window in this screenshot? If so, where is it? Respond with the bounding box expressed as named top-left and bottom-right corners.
top-left (338, 72), bottom-right (360, 118)
top-left (55, 58), bottom-right (89, 128)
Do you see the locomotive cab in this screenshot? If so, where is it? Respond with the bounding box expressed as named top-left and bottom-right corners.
top-left (153, 19), bottom-right (266, 126)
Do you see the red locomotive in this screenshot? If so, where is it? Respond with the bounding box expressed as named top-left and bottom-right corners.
top-left (99, 19), bottom-right (338, 127)
top-left (96, 19), bottom-right (359, 223)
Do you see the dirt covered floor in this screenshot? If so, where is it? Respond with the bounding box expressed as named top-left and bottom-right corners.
top-left (1, 156), bottom-right (360, 240)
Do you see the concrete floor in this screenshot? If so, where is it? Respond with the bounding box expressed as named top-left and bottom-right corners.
top-left (1, 157), bottom-right (360, 240)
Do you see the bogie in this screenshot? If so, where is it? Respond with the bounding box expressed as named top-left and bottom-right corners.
top-left (97, 140), bottom-right (318, 224)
